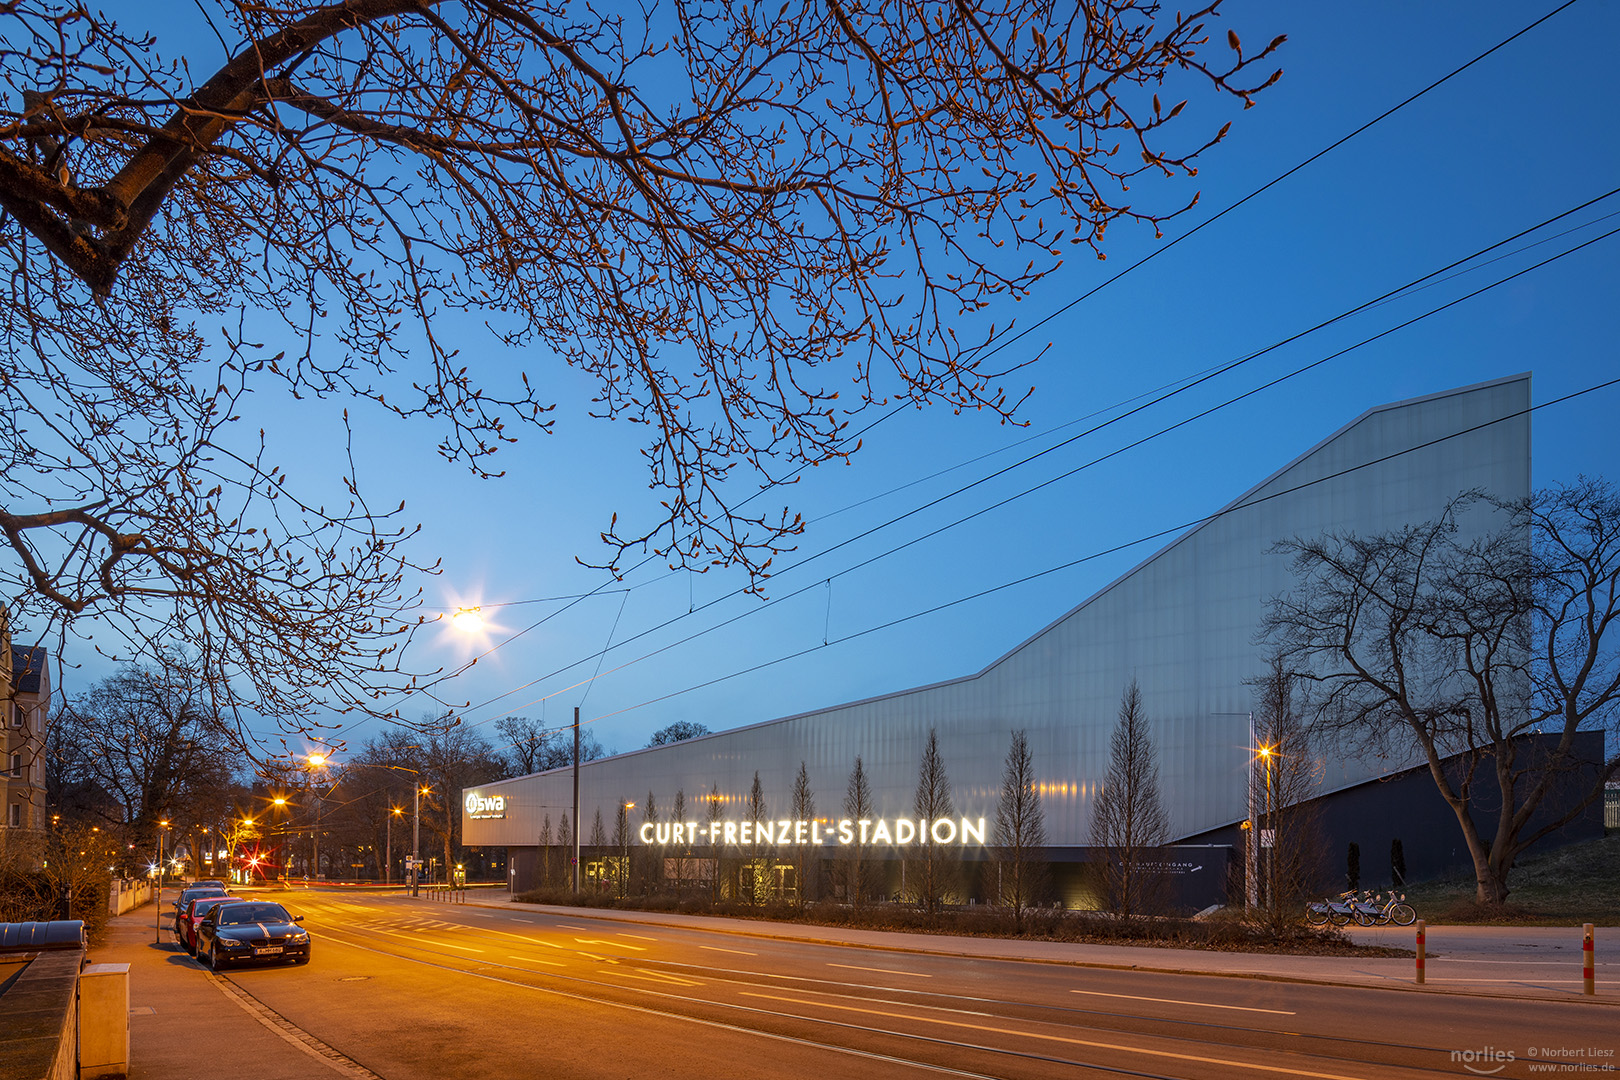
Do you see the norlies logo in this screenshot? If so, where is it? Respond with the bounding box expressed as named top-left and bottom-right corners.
top-left (465, 793), bottom-right (506, 819)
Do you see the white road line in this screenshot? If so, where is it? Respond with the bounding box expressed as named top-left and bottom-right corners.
top-left (469, 913), bottom-right (494, 918)
top-left (576, 938), bottom-right (645, 951)
top-left (700, 945), bottom-right (757, 956)
top-left (744, 992), bottom-right (1366, 1080)
top-left (828, 963), bottom-right (931, 979)
top-left (616, 933), bottom-right (657, 941)
top-left (507, 954), bottom-right (563, 967)
top-left (557, 923), bottom-right (593, 930)
top-left (512, 918), bottom-right (534, 923)
top-left (608, 969), bottom-right (704, 987)
top-left (1069, 989), bottom-right (1295, 1015)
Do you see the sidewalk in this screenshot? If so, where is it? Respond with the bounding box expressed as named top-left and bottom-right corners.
top-left (87, 897), bottom-right (374, 1080)
top-left (450, 889), bottom-right (1619, 1004)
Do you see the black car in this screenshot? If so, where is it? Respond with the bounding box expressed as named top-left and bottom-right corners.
top-left (195, 900), bottom-right (310, 970)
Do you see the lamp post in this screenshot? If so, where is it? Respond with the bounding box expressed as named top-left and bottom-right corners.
top-left (386, 806), bottom-right (402, 885)
top-left (1258, 743), bottom-right (1277, 913)
top-left (413, 785), bottom-right (428, 897)
top-left (306, 752), bottom-right (329, 882)
top-left (154, 819), bottom-right (170, 945)
top-left (572, 706), bottom-right (581, 893)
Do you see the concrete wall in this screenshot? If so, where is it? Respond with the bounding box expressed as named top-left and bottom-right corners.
top-left (0, 949), bottom-right (81, 1080)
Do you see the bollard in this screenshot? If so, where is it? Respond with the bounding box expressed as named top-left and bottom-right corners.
top-left (1415, 919), bottom-right (1426, 985)
top-left (1584, 923), bottom-right (1595, 997)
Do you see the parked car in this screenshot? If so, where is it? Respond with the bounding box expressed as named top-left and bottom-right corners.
top-left (172, 885), bottom-right (227, 935)
top-left (195, 901), bottom-right (310, 970)
top-left (179, 895), bottom-right (240, 955)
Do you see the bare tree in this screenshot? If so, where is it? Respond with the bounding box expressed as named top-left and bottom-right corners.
top-left (789, 763), bottom-right (815, 906)
top-left (52, 661), bottom-right (238, 854)
top-left (909, 729), bottom-right (955, 914)
top-left (589, 808), bottom-right (607, 892)
top-left (1246, 651), bottom-right (1329, 913)
top-left (671, 789), bottom-right (688, 895)
top-left (1264, 483), bottom-right (1620, 905)
top-left (706, 784), bottom-right (723, 901)
top-left (613, 801), bottom-right (631, 898)
top-left (1089, 680), bottom-right (1171, 918)
top-left (0, 1), bottom-right (1282, 744)
top-left (647, 722), bottom-right (712, 748)
top-left (743, 771), bottom-right (771, 904)
top-left (994, 729), bottom-right (1048, 928)
top-left (537, 815), bottom-right (553, 890)
top-left (840, 756), bottom-right (878, 908)
top-left (557, 813), bottom-right (572, 893)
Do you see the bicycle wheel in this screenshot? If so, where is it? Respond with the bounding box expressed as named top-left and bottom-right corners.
top-left (1353, 907), bottom-right (1376, 926)
top-left (1329, 907), bottom-right (1351, 926)
top-left (1389, 903), bottom-right (1416, 926)
top-left (1304, 904), bottom-right (1328, 926)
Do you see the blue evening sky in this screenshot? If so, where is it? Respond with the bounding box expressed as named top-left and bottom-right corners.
top-left (57, 1), bottom-right (1620, 761)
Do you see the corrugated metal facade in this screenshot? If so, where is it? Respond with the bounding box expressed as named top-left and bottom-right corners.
top-left (464, 376), bottom-right (1531, 861)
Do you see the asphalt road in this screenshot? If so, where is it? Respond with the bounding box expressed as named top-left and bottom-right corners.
top-left (177, 890), bottom-right (1616, 1080)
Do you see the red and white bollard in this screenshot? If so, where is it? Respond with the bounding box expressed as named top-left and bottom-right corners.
top-left (1584, 923), bottom-right (1595, 996)
top-left (1416, 919), bottom-right (1426, 985)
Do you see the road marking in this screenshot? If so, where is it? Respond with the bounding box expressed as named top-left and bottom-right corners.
top-left (577, 938), bottom-right (645, 951)
top-left (512, 918), bottom-right (534, 923)
top-left (422, 939), bottom-right (486, 953)
top-left (469, 913), bottom-right (493, 918)
top-left (828, 963), bottom-right (931, 979)
top-left (557, 923), bottom-right (593, 930)
top-left (507, 954), bottom-right (563, 967)
top-left (616, 933), bottom-right (656, 941)
top-left (700, 945), bottom-right (757, 956)
top-left (609, 969), bottom-right (703, 987)
top-left (1068, 989), bottom-right (1295, 1015)
top-left (739, 993), bottom-right (1369, 1080)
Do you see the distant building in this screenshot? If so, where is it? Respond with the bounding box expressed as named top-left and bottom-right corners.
top-left (464, 375), bottom-right (1602, 904)
top-left (1, 614), bottom-right (51, 833)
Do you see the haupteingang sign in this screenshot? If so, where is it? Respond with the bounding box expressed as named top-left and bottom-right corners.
top-left (638, 817), bottom-right (987, 848)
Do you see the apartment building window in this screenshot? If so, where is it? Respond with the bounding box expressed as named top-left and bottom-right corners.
top-left (9, 704), bottom-right (21, 728)
top-left (6, 804), bottom-right (18, 828)
top-left (8, 752), bottom-right (18, 777)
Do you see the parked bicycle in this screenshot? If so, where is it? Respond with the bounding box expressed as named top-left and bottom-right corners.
top-left (1353, 890), bottom-right (1417, 926)
top-left (1305, 889), bottom-right (1415, 927)
top-left (1304, 890), bottom-right (1359, 926)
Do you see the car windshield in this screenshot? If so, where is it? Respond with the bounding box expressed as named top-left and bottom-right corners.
top-left (192, 897), bottom-right (235, 915)
top-left (216, 903), bottom-right (292, 926)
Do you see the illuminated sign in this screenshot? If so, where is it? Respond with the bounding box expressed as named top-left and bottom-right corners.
top-left (637, 817), bottom-right (986, 848)
top-left (465, 792), bottom-right (507, 819)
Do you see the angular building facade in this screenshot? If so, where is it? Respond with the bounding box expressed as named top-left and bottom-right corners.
top-left (465, 375), bottom-right (1548, 900)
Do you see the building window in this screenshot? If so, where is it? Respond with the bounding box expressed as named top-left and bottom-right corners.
top-left (6, 804), bottom-right (19, 828)
top-left (9, 704), bottom-right (21, 728)
top-left (8, 753), bottom-right (18, 777)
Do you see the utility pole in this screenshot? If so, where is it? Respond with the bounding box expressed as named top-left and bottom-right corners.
top-left (572, 706), bottom-right (581, 893)
top-left (413, 784), bottom-right (423, 897)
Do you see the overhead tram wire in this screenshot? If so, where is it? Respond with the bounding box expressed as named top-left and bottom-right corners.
top-left (498, 221), bottom-right (1620, 735)
top-left (957, 0), bottom-right (1586, 374)
top-left (441, 193), bottom-right (1620, 733)
top-left (583, 375), bottom-right (1620, 728)
top-left (407, 2), bottom-right (1578, 640)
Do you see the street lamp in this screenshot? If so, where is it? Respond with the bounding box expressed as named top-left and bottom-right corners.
top-left (387, 806), bottom-right (403, 886)
top-left (307, 752), bottom-right (329, 882)
top-left (154, 819), bottom-right (170, 945)
top-left (1257, 743), bottom-right (1277, 913)
top-left (413, 786), bottom-right (429, 897)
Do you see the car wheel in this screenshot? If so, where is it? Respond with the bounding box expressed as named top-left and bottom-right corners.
top-left (208, 945), bottom-right (224, 972)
